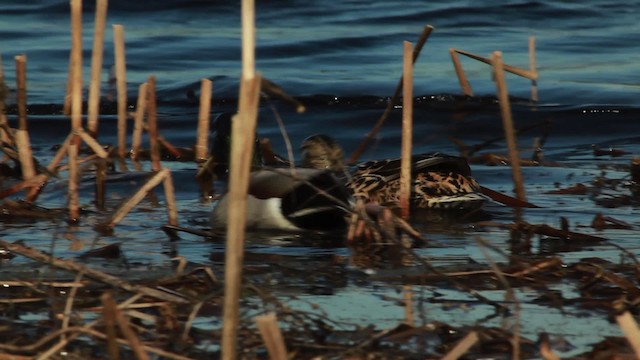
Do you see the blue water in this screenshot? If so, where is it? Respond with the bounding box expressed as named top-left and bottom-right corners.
top-left (2, 1), bottom-right (640, 357)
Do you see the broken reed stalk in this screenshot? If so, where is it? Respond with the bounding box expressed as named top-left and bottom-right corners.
top-left (529, 35), bottom-right (538, 103)
top-left (0, 51), bottom-right (11, 145)
top-left (614, 305), bottom-right (640, 358)
top-left (347, 25), bottom-right (433, 165)
top-left (453, 49), bottom-right (537, 80)
top-left (403, 285), bottom-right (414, 326)
top-left (69, 0), bottom-right (83, 222)
top-left (222, 1), bottom-right (259, 357)
top-left (441, 331), bottom-right (479, 360)
top-left (162, 169), bottom-right (179, 226)
top-left (449, 48), bottom-right (473, 96)
top-left (101, 292), bottom-right (120, 360)
top-left (102, 292), bottom-right (151, 360)
top-left (400, 41), bottom-right (413, 220)
top-left (0, 239), bottom-right (189, 304)
top-left (147, 76), bottom-right (161, 171)
top-left (87, 0), bottom-right (108, 137)
top-left (255, 313), bottom-right (288, 360)
top-left (14, 55), bottom-right (36, 180)
top-left (104, 168), bottom-right (170, 228)
top-left (131, 82), bottom-right (148, 160)
top-left (113, 24), bottom-right (128, 158)
top-left (196, 78), bottom-right (212, 162)
top-left (491, 51), bottom-right (527, 202)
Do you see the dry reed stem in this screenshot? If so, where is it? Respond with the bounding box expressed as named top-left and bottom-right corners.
top-left (162, 169), bottom-right (179, 226)
top-left (453, 48), bottom-right (537, 80)
top-left (70, 0), bottom-right (82, 131)
top-left (241, 0), bottom-right (255, 80)
top-left (147, 76), bottom-right (161, 171)
top-left (131, 82), bottom-right (148, 159)
top-left (61, 271), bottom-right (84, 342)
top-left (14, 130), bottom-right (36, 181)
top-left (348, 25), bottom-right (433, 165)
top-left (14, 55), bottom-right (36, 180)
top-left (76, 128), bottom-right (109, 158)
top-left (403, 285), bottom-right (414, 326)
top-left (400, 41), bottom-right (413, 219)
top-left (105, 167), bottom-right (170, 228)
top-left (441, 331), bottom-right (479, 360)
top-left (222, 75), bottom-right (262, 360)
top-left (615, 308), bottom-right (640, 358)
top-left (104, 292), bottom-right (150, 360)
top-left (14, 55), bottom-right (27, 131)
top-left (68, 141), bottom-right (80, 221)
top-left (0, 239), bottom-right (189, 304)
top-left (101, 292), bottom-right (120, 360)
top-left (87, 0), bottom-right (108, 137)
top-left (0, 51), bottom-right (11, 145)
top-left (262, 77), bottom-right (306, 113)
top-left (255, 313), bottom-right (288, 360)
top-left (196, 78), bottom-right (212, 162)
top-left (492, 51), bottom-right (527, 202)
top-left (222, 0), bottom-right (259, 357)
top-left (449, 48), bottom-right (473, 96)
top-left (113, 24), bottom-right (128, 158)
top-left (529, 36), bottom-right (538, 103)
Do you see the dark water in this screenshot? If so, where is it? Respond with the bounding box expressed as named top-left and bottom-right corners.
top-left (2, 0), bottom-right (640, 356)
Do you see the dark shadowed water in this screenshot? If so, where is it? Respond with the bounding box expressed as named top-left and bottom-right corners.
top-left (1, 0), bottom-right (640, 357)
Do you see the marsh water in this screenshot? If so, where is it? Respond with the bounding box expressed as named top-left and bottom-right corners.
top-left (2, 0), bottom-right (640, 357)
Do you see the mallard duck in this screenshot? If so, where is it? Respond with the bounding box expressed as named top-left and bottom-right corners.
top-left (300, 134), bottom-right (486, 210)
top-left (205, 114), bottom-right (353, 231)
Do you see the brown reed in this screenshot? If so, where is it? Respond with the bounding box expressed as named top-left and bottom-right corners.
top-left (347, 25), bottom-right (433, 165)
top-left (101, 292), bottom-right (120, 360)
top-left (449, 48), bottom-right (473, 96)
top-left (399, 41), bottom-right (413, 219)
top-left (222, 2), bottom-right (259, 357)
top-left (102, 292), bottom-right (150, 360)
top-left (103, 168), bottom-right (171, 229)
top-left (113, 24), bottom-right (128, 158)
top-left (147, 76), bottom-right (161, 171)
top-left (441, 331), bottom-right (478, 360)
top-left (131, 82), bottom-right (148, 160)
top-left (614, 302), bottom-right (640, 358)
top-left (162, 169), bottom-right (179, 226)
top-left (491, 51), bottom-right (527, 202)
top-left (529, 36), bottom-right (538, 103)
top-left (87, 0), bottom-right (108, 137)
top-left (196, 78), bottom-right (212, 162)
top-left (452, 48), bottom-right (537, 80)
top-left (68, 0), bottom-right (83, 221)
top-left (14, 55), bottom-right (36, 181)
top-left (255, 313), bottom-right (288, 360)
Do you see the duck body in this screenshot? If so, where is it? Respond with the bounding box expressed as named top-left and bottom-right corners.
top-left (210, 167), bottom-right (353, 231)
top-left (300, 134), bottom-right (485, 211)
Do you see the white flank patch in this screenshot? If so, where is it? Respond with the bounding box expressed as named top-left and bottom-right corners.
top-left (210, 194), bottom-right (301, 231)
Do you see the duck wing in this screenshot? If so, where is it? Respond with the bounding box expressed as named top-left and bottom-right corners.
top-left (353, 153), bottom-right (473, 180)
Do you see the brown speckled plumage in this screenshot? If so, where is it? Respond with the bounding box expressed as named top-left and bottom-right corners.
top-left (301, 135), bottom-right (485, 210)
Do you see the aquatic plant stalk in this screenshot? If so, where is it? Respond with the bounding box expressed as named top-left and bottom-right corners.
top-left (87, 0), bottom-right (108, 137)
top-left (162, 169), bottom-right (179, 226)
top-left (104, 168), bottom-right (170, 228)
top-left (147, 76), bottom-right (161, 171)
top-left (101, 292), bottom-right (120, 360)
top-left (69, 0), bottom-right (83, 221)
top-left (453, 49), bottom-right (537, 80)
top-left (400, 41), bottom-right (413, 219)
top-left (102, 292), bottom-right (150, 360)
top-left (491, 51), bottom-right (527, 202)
top-left (222, 1), bottom-right (259, 356)
top-left (196, 78), bottom-right (212, 162)
top-left (113, 24), bottom-right (128, 158)
top-left (255, 313), bottom-right (288, 360)
top-left (449, 48), bottom-right (473, 96)
top-left (529, 36), bottom-right (538, 103)
top-left (441, 331), bottom-right (478, 360)
top-left (348, 25), bottom-right (433, 165)
top-left (615, 305), bottom-right (640, 358)
top-left (131, 82), bottom-right (148, 160)
top-left (14, 55), bottom-right (36, 181)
